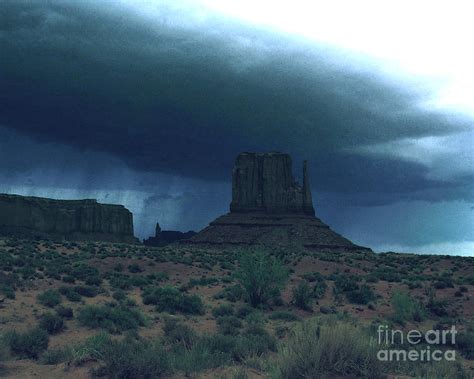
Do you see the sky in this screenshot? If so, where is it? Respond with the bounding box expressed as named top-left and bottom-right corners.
top-left (0, 0), bottom-right (473, 255)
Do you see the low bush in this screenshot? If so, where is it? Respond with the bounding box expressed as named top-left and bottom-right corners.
top-left (236, 250), bottom-right (288, 307)
top-left (56, 305), bottom-right (74, 319)
top-left (67, 333), bottom-right (111, 366)
top-left (216, 316), bottom-right (242, 336)
top-left (37, 289), bottom-right (62, 308)
top-left (215, 284), bottom-right (244, 302)
top-left (78, 304), bottom-right (146, 334)
top-left (40, 347), bottom-right (72, 365)
top-left (199, 330), bottom-right (276, 362)
top-left (291, 282), bottom-right (313, 311)
top-left (107, 273), bottom-right (151, 290)
top-left (62, 288), bottom-right (82, 302)
top-left (235, 305), bottom-right (253, 319)
top-left (274, 318), bottom-right (383, 378)
top-left (39, 313), bottom-right (64, 334)
top-left (312, 280), bottom-right (327, 299)
top-left (346, 284), bottom-right (376, 305)
top-left (113, 289), bottom-right (127, 302)
top-left (269, 311), bottom-right (299, 321)
top-left (333, 275), bottom-right (359, 293)
top-left (456, 331), bottom-right (474, 359)
top-left (301, 272), bottom-right (325, 283)
top-left (391, 291), bottom-right (426, 324)
top-left (142, 286), bottom-right (204, 315)
top-left (0, 284), bottom-right (15, 300)
top-left (62, 275), bottom-right (75, 283)
top-left (163, 318), bottom-right (196, 348)
top-left (97, 337), bottom-right (171, 378)
top-left (74, 285), bottom-right (98, 297)
top-left (128, 264), bottom-right (142, 273)
top-left (186, 276), bottom-right (219, 288)
top-left (5, 327), bottom-right (49, 359)
top-left (426, 293), bottom-right (449, 317)
top-left (212, 303), bottom-right (234, 318)
top-left (70, 263), bottom-right (99, 282)
top-left (85, 275), bottom-right (102, 286)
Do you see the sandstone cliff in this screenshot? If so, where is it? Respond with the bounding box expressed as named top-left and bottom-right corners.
top-left (0, 194), bottom-right (137, 243)
top-left (188, 152), bottom-right (371, 252)
top-left (230, 152), bottom-right (314, 215)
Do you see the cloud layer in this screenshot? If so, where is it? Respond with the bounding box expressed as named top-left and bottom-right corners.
top-left (1, 1), bottom-right (472, 253)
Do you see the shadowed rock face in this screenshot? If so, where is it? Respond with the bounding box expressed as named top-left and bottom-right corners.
top-left (188, 152), bottom-right (371, 252)
top-left (230, 152), bottom-right (314, 215)
top-left (143, 222), bottom-right (196, 246)
top-left (0, 194), bottom-right (137, 243)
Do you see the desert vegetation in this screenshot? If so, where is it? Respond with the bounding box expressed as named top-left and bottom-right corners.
top-left (0, 238), bottom-right (473, 378)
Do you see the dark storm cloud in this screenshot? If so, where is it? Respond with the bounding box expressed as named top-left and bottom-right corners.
top-left (0, 0), bottom-right (472, 207)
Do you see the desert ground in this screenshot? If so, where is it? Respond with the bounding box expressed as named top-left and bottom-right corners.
top-left (0, 238), bottom-right (473, 378)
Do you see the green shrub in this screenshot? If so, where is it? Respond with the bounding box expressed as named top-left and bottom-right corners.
top-left (391, 291), bottom-right (426, 324)
top-left (6, 327), bottom-right (49, 359)
top-left (113, 263), bottom-right (124, 272)
top-left (62, 275), bottom-right (75, 283)
top-left (40, 347), bottom-right (72, 365)
top-left (73, 285), bottom-right (98, 297)
top-left (85, 275), bottom-right (102, 286)
top-left (70, 264), bottom-right (99, 281)
top-left (186, 276), bottom-right (219, 288)
top-left (312, 280), bottom-right (327, 299)
top-left (235, 305), bottom-right (253, 319)
top-left (426, 293), bottom-right (449, 317)
top-left (163, 318), bottom-right (196, 348)
top-left (199, 331), bottom-right (276, 363)
top-left (78, 304), bottom-right (146, 333)
top-left (292, 282), bottom-right (313, 311)
top-left (163, 321), bottom-right (276, 373)
top-left (333, 275), bottom-right (359, 293)
top-left (216, 316), bottom-right (242, 336)
top-left (67, 333), bottom-right (111, 366)
top-left (142, 286), bottom-right (204, 315)
top-left (346, 284), bottom-right (376, 305)
top-left (0, 284), bottom-right (16, 299)
top-left (107, 273), bottom-right (150, 290)
top-left (269, 311), bottom-right (299, 321)
top-left (215, 284), bottom-right (244, 302)
top-left (301, 272), bottom-right (325, 283)
top-left (212, 304), bottom-right (234, 318)
top-left (113, 289), bottom-right (127, 302)
top-left (128, 264), bottom-right (142, 273)
top-left (59, 286), bottom-right (82, 302)
top-left (39, 313), bottom-right (64, 334)
top-left (97, 337), bottom-right (171, 378)
top-left (274, 318), bottom-right (383, 378)
top-left (235, 250), bottom-right (288, 307)
top-left (0, 335), bottom-right (8, 363)
top-left (456, 331), bottom-right (474, 359)
top-left (56, 305), bottom-right (74, 319)
top-left (433, 278), bottom-right (454, 289)
top-left (37, 289), bottom-right (62, 308)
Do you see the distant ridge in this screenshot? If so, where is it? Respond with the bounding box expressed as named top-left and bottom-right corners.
top-left (0, 193), bottom-right (138, 243)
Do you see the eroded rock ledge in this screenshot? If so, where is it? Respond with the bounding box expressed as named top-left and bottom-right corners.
top-left (0, 194), bottom-right (137, 243)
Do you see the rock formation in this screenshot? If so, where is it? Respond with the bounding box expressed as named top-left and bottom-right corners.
top-left (0, 194), bottom-right (137, 243)
top-left (144, 222), bottom-right (196, 246)
top-left (188, 152), bottom-right (371, 252)
top-left (230, 152), bottom-right (314, 215)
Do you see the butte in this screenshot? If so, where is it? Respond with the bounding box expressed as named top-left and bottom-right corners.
top-left (186, 152), bottom-right (371, 252)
